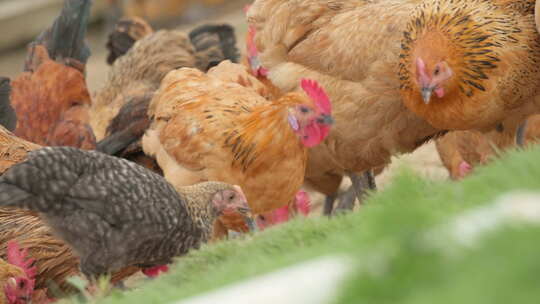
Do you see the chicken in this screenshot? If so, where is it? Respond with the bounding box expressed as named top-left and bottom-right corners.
top-left (247, 0), bottom-right (443, 213)
top-left (142, 62), bottom-right (333, 239)
top-left (398, 0), bottom-right (540, 133)
top-left (0, 78), bottom-right (16, 132)
top-left (241, 5), bottom-right (282, 101)
top-left (93, 23), bottom-right (240, 174)
top-left (106, 16), bottom-right (153, 65)
top-left (437, 114), bottom-right (540, 179)
top-left (0, 147), bottom-right (254, 280)
top-left (256, 190), bottom-right (311, 230)
top-left (11, 0), bottom-right (95, 149)
top-left (0, 241), bottom-right (36, 304)
top-left (241, 6), bottom-right (354, 215)
top-left (435, 130), bottom-right (494, 180)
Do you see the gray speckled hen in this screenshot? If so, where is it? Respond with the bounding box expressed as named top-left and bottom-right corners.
top-left (0, 147), bottom-right (253, 279)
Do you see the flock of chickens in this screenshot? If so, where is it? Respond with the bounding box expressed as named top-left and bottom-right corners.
top-left (2, 0), bottom-right (540, 303)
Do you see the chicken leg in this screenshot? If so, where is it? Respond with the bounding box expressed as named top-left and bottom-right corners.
top-left (322, 194), bottom-right (337, 216)
top-left (334, 171), bottom-right (376, 213)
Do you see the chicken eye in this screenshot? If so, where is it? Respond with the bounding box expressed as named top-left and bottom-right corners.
top-left (434, 67), bottom-right (440, 76)
top-left (229, 193), bottom-right (235, 200)
top-left (299, 106), bottom-right (309, 113)
top-left (18, 280), bottom-right (25, 288)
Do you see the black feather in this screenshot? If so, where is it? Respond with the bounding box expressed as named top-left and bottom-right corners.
top-left (27, 0), bottom-right (92, 68)
top-left (0, 77), bottom-right (16, 131)
top-left (96, 94), bottom-right (151, 156)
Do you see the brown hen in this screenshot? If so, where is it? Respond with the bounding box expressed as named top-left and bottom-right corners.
top-left (11, 0), bottom-right (95, 149)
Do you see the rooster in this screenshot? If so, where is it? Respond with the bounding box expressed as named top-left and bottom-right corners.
top-left (398, 0), bottom-right (540, 133)
top-left (0, 147), bottom-right (254, 281)
top-left (11, 0), bottom-right (95, 149)
top-left (0, 241), bottom-right (37, 304)
top-left (142, 62), bottom-right (333, 237)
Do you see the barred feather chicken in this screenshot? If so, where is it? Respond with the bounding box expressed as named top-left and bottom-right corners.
top-left (248, 0), bottom-right (441, 213)
top-left (142, 63), bottom-right (333, 236)
top-left (398, 0), bottom-right (540, 132)
top-left (94, 23), bottom-right (240, 174)
top-left (11, 0), bottom-right (95, 149)
top-left (0, 147), bottom-right (253, 280)
top-left (0, 126), bottom-right (143, 295)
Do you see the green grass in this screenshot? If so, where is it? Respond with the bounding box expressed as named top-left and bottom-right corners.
top-left (70, 145), bottom-right (540, 303)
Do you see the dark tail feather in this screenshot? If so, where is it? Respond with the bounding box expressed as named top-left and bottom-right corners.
top-left (26, 0), bottom-right (92, 70)
top-left (516, 121), bottom-right (528, 147)
top-left (96, 130), bottom-right (142, 156)
top-left (0, 77), bottom-right (16, 132)
top-left (96, 95), bottom-right (151, 156)
top-left (106, 17), bottom-right (154, 65)
top-left (189, 24), bottom-right (240, 70)
top-left (0, 183), bottom-right (34, 210)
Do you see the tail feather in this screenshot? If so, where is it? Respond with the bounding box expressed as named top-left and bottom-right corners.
top-left (106, 17), bottom-right (154, 65)
top-left (189, 24), bottom-right (240, 70)
top-left (0, 77), bottom-right (16, 131)
top-left (96, 129), bottom-right (142, 156)
top-left (26, 0), bottom-right (92, 70)
top-left (97, 94), bottom-right (151, 156)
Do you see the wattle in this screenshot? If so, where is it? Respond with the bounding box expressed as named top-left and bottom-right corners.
top-left (301, 124), bottom-right (324, 147)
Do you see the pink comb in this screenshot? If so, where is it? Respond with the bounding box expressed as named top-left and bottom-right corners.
top-left (300, 79), bottom-right (332, 114)
top-left (243, 4), bottom-right (252, 14)
top-left (294, 190), bottom-right (311, 216)
top-left (7, 240), bottom-right (37, 280)
top-left (458, 161), bottom-right (472, 178)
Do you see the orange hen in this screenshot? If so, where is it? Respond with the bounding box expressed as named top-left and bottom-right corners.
top-left (143, 62), bottom-right (333, 236)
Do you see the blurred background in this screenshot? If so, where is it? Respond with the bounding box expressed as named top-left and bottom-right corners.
top-left (0, 0), bottom-right (251, 90)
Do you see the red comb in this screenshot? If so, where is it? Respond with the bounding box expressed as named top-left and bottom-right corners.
top-left (7, 240), bottom-right (37, 280)
top-left (142, 265), bottom-right (169, 278)
top-left (300, 79), bottom-right (332, 114)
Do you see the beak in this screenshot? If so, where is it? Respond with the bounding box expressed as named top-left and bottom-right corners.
top-left (421, 87), bottom-right (433, 104)
top-left (236, 206), bottom-right (258, 232)
top-left (318, 114), bottom-right (334, 125)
